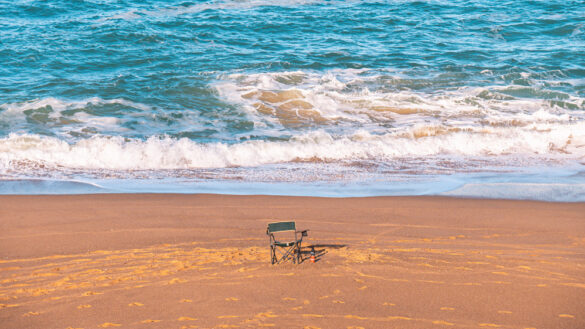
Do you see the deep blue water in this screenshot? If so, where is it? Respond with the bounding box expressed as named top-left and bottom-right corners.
top-left (1, 0), bottom-right (585, 200)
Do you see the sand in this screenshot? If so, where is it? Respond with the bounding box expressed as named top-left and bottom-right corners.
top-left (0, 194), bottom-right (584, 329)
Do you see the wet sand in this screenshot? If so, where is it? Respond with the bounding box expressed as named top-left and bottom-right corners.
top-left (0, 194), bottom-right (584, 329)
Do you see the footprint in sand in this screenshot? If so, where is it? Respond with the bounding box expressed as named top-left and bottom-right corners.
top-left (492, 272), bottom-right (509, 276)
top-left (345, 315), bottom-right (368, 320)
top-left (180, 299), bottom-right (193, 303)
top-left (178, 316), bottom-right (197, 321)
top-left (82, 291), bottom-right (103, 296)
top-left (128, 302), bottom-right (144, 307)
top-left (236, 266), bottom-right (259, 272)
top-left (99, 323), bottom-right (121, 328)
top-left (559, 314), bottom-right (575, 318)
top-left (225, 297), bottom-right (239, 301)
top-left (383, 302), bottom-right (396, 306)
top-left (440, 307), bottom-right (455, 311)
top-left (562, 283), bottom-right (585, 289)
top-left (0, 303), bottom-right (20, 309)
top-left (255, 312), bottom-right (278, 318)
top-left (22, 311), bottom-right (40, 317)
top-left (333, 300), bottom-right (344, 304)
top-left (168, 278), bottom-right (187, 284)
top-left (77, 304), bottom-right (92, 309)
top-left (141, 319), bottom-right (161, 323)
top-left (387, 316), bottom-right (411, 321)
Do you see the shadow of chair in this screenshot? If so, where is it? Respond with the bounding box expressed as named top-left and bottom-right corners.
top-left (298, 244), bottom-right (347, 263)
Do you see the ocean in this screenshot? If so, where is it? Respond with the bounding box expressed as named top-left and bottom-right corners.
top-left (1, 0), bottom-right (584, 200)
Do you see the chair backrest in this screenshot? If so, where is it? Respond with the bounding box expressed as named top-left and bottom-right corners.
top-left (267, 221), bottom-right (296, 234)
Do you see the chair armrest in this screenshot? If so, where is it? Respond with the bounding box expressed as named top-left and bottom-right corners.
top-left (297, 230), bottom-right (309, 237)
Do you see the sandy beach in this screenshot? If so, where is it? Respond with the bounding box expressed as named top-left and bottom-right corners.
top-left (0, 194), bottom-right (584, 329)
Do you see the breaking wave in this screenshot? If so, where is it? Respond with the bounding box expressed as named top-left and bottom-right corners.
top-left (1, 124), bottom-right (584, 173)
top-left (215, 69), bottom-right (585, 131)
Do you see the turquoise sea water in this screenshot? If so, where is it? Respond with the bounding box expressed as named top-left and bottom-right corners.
top-left (1, 0), bottom-right (585, 200)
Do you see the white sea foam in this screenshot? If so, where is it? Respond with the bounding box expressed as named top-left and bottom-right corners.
top-left (214, 70), bottom-right (585, 134)
top-left (0, 97), bottom-right (157, 138)
top-left (101, 0), bottom-right (327, 22)
top-left (441, 183), bottom-right (585, 202)
top-left (1, 120), bottom-right (584, 173)
top-left (0, 97), bottom-right (149, 130)
top-left (2, 70), bottom-right (584, 174)
top-left (0, 97), bottom-right (150, 115)
top-left (0, 179), bottom-right (107, 195)
top-left (3, 73), bottom-right (585, 199)
top-left (213, 69), bottom-right (585, 178)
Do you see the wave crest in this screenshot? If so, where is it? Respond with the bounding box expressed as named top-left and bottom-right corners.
top-left (1, 125), bottom-right (584, 174)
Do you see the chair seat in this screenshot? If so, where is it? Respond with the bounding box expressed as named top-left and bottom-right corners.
top-left (274, 240), bottom-right (301, 247)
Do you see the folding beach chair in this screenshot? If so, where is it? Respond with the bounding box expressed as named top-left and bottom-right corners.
top-left (266, 221), bottom-right (308, 264)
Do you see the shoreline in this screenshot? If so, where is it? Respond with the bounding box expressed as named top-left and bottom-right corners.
top-left (1, 194), bottom-right (584, 328)
top-left (2, 174), bottom-right (585, 202)
top-left (1, 190), bottom-right (585, 203)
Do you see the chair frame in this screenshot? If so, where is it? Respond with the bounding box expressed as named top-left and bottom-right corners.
top-left (266, 221), bottom-right (308, 264)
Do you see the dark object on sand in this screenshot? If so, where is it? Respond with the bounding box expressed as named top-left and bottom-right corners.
top-left (266, 221), bottom-right (308, 264)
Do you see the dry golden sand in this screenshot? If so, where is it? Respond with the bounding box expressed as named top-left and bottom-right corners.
top-left (0, 194), bottom-right (584, 329)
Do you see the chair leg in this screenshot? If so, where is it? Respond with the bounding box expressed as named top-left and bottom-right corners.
top-left (297, 242), bottom-right (301, 264)
top-left (272, 244), bottom-right (305, 264)
top-left (297, 243), bottom-right (302, 264)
